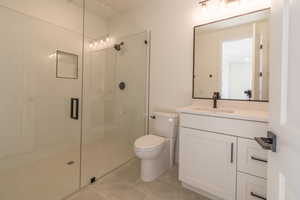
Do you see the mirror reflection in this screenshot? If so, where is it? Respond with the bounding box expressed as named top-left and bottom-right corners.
top-left (193, 10), bottom-right (270, 101)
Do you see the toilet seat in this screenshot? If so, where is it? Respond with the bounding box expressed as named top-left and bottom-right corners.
top-left (134, 135), bottom-right (165, 152)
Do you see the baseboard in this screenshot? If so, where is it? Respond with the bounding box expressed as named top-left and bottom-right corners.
top-left (181, 182), bottom-right (223, 200)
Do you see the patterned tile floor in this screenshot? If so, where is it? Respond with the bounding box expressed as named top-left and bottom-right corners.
top-left (68, 159), bottom-right (210, 200)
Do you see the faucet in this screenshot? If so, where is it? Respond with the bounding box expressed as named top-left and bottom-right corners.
top-left (212, 92), bottom-right (220, 109)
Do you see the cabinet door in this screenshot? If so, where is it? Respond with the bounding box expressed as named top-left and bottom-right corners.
top-left (179, 127), bottom-right (237, 200)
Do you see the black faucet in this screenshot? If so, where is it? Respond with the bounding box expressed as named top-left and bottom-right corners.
top-left (212, 92), bottom-right (220, 109)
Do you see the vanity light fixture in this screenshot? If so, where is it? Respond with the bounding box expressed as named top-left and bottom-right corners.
top-left (224, 0), bottom-right (239, 4)
top-left (198, 0), bottom-right (210, 7)
top-left (198, 0), bottom-right (240, 8)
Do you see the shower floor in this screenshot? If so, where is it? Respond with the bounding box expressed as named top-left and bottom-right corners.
top-left (68, 159), bottom-right (210, 200)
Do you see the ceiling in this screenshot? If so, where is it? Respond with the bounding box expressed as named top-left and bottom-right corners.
top-left (95, 0), bottom-right (148, 13)
top-left (71, 0), bottom-right (148, 19)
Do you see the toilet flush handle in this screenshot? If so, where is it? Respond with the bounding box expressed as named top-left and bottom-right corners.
top-left (150, 115), bottom-right (156, 119)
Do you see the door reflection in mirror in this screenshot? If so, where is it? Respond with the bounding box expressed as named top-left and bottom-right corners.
top-left (221, 38), bottom-right (253, 100)
top-left (193, 9), bottom-right (270, 102)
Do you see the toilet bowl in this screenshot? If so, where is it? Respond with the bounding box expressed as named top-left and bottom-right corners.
top-left (135, 135), bottom-right (166, 160)
top-left (134, 112), bottom-right (178, 182)
top-left (134, 135), bottom-right (170, 182)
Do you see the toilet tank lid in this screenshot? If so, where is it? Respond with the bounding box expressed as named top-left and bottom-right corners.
top-left (154, 112), bottom-right (178, 119)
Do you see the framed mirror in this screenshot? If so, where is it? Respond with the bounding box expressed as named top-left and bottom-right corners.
top-left (193, 9), bottom-right (270, 102)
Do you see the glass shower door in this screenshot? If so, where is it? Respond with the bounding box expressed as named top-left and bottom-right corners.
top-left (0, 1), bottom-right (83, 200)
top-left (81, 31), bottom-right (149, 185)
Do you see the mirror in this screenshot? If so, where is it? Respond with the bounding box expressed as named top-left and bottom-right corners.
top-left (193, 9), bottom-right (270, 101)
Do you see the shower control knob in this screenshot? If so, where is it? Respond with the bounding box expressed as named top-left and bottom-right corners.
top-left (119, 82), bottom-right (126, 90)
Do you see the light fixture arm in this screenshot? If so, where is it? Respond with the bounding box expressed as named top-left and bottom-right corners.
top-left (198, 0), bottom-right (239, 7)
top-left (199, 0), bottom-right (210, 6)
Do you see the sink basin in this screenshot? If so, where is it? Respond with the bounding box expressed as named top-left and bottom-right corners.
top-left (194, 107), bottom-right (235, 114)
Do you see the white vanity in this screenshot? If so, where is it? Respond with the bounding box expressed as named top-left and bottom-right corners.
top-left (177, 105), bottom-right (268, 200)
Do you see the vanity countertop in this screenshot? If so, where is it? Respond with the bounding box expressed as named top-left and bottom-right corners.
top-left (176, 105), bottom-right (269, 123)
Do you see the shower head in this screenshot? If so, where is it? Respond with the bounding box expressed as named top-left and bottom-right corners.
top-left (114, 42), bottom-right (124, 51)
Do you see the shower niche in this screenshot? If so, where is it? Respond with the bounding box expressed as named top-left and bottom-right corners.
top-left (56, 50), bottom-right (79, 79)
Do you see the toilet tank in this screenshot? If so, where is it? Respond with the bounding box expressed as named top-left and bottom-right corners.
top-left (152, 112), bottom-right (178, 138)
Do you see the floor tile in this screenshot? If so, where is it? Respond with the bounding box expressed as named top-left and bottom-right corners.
top-left (68, 188), bottom-right (105, 200)
top-left (68, 159), bottom-right (210, 200)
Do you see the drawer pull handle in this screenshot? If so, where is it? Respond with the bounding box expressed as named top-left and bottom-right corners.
top-left (251, 156), bottom-right (268, 163)
top-left (251, 192), bottom-right (267, 200)
top-left (230, 143), bottom-right (234, 163)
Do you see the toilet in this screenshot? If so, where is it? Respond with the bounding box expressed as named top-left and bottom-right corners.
top-left (134, 112), bottom-right (178, 182)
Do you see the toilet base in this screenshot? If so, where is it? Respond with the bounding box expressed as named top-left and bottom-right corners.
top-left (140, 140), bottom-right (172, 182)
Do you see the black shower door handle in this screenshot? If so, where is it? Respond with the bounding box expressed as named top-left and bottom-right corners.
top-left (70, 98), bottom-right (79, 120)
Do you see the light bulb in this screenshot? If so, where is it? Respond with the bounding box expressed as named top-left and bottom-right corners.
top-left (48, 53), bottom-right (56, 59)
top-left (220, 0), bottom-right (226, 8)
top-left (202, 6), bottom-right (207, 15)
top-left (95, 41), bottom-right (99, 46)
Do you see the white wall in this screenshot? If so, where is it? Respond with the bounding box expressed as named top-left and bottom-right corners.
top-left (0, 0), bottom-right (108, 37)
top-left (109, 0), bottom-right (196, 113)
top-left (108, 0), bottom-right (271, 115)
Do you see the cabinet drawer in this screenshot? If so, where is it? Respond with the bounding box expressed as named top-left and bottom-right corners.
top-left (237, 172), bottom-right (267, 200)
top-left (180, 113), bottom-right (267, 139)
top-left (238, 138), bottom-right (268, 178)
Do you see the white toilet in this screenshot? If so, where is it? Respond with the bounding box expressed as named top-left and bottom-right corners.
top-left (134, 112), bottom-right (178, 182)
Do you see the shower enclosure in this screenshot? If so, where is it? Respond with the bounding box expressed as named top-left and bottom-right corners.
top-left (0, 1), bottom-right (149, 200)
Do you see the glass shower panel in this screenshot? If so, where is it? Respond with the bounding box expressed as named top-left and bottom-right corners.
top-left (114, 32), bottom-right (149, 149)
top-left (82, 30), bottom-right (149, 185)
top-left (0, 1), bottom-right (83, 200)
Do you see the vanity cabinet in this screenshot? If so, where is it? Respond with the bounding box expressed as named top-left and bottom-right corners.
top-left (178, 112), bottom-right (268, 200)
top-left (179, 128), bottom-right (237, 200)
